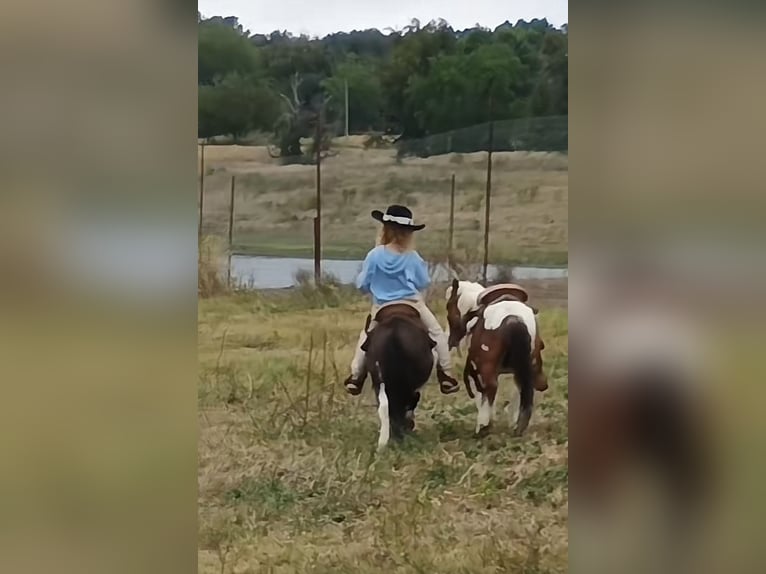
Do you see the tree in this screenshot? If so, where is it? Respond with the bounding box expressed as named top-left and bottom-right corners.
top-left (322, 55), bottom-right (384, 133)
top-left (381, 20), bottom-right (457, 137)
top-left (198, 73), bottom-right (280, 140)
top-left (199, 19), bottom-right (261, 85)
top-left (269, 74), bottom-right (333, 163)
top-left (197, 14), bottom-right (569, 152)
top-left (403, 42), bottom-right (523, 135)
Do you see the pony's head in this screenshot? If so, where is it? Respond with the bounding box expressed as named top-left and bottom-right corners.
top-left (445, 278), bottom-right (484, 349)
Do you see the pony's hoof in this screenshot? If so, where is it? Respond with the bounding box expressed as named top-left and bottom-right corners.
top-left (511, 426), bottom-right (526, 437)
top-left (475, 424), bottom-right (491, 438)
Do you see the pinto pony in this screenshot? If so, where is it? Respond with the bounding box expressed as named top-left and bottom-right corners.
top-left (446, 279), bottom-right (548, 436)
top-left (362, 302), bottom-right (435, 450)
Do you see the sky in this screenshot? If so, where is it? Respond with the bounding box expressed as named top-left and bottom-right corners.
top-left (198, 0), bottom-right (568, 38)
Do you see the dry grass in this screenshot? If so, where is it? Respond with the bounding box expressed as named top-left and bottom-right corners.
top-left (198, 141), bottom-right (568, 265)
top-left (199, 235), bottom-right (227, 298)
top-left (198, 287), bottom-right (568, 573)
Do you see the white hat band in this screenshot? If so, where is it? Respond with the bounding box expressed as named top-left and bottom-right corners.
top-left (382, 214), bottom-right (414, 225)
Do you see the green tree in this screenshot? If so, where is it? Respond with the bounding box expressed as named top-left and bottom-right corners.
top-left (198, 19), bottom-right (261, 85)
top-left (198, 73), bottom-right (280, 140)
top-left (381, 20), bottom-right (457, 136)
top-left (404, 42), bottom-right (523, 134)
top-left (322, 55), bottom-right (384, 133)
top-left (197, 15), bottom-right (568, 151)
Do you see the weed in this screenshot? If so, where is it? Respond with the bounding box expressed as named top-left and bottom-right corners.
top-left (518, 467), bottom-right (568, 505)
top-left (292, 269), bottom-right (358, 308)
top-left (199, 236), bottom-right (227, 298)
top-left (226, 477), bottom-right (299, 516)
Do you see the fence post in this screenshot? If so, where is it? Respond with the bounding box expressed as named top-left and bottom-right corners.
top-left (198, 142), bottom-right (206, 246)
top-left (482, 105), bottom-right (494, 284)
top-left (448, 173), bottom-right (456, 268)
top-left (344, 79), bottom-right (349, 137)
top-left (227, 175), bottom-right (236, 287)
top-left (314, 104), bottom-right (323, 285)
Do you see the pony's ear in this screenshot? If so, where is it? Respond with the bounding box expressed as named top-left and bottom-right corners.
top-left (451, 278), bottom-right (459, 293)
top-left (532, 306), bottom-right (539, 315)
top-left (364, 314), bottom-right (372, 332)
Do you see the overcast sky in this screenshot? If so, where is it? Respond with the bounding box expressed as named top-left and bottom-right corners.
top-left (198, 0), bottom-right (568, 38)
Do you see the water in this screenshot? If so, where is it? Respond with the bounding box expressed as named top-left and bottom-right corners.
top-left (230, 255), bottom-right (567, 289)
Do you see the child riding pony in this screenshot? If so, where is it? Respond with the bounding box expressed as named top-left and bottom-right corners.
top-left (343, 205), bottom-right (460, 396)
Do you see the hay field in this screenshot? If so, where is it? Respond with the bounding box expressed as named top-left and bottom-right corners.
top-left (198, 283), bottom-right (568, 573)
top-left (198, 142), bottom-right (568, 265)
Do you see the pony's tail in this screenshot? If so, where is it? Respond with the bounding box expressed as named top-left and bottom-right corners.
top-left (375, 360), bottom-right (385, 387)
top-left (503, 316), bottom-right (534, 410)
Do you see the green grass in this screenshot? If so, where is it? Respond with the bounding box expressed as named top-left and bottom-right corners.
top-left (198, 288), bottom-right (568, 573)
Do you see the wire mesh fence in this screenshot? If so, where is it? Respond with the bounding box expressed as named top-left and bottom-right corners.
top-left (198, 115), bottom-right (568, 285)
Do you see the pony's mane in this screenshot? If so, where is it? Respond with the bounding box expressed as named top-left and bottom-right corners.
top-left (446, 280), bottom-right (484, 317)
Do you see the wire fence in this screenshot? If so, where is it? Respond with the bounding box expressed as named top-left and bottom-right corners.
top-left (198, 115), bottom-right (568, 287)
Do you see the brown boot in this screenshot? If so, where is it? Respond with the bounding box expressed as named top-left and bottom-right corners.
top-left (343, 373), bottom-right (366, 396)
top-left (437, 367), bottom-right (460, 395)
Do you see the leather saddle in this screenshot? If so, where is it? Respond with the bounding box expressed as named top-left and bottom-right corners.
top-left (361, 301), bottom-right (433, 351)
top-left (462, 284), bottom-right (537, 334)
top-left (374, 301), bottom-right (421, 322)
top-left (477, 283), bottom-right (529, 305)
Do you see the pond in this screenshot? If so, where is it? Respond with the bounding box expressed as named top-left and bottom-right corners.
top-left (230, 255), bottom-right (568, 290)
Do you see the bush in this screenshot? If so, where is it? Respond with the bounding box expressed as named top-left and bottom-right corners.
top-left (292, 269), bottom-right (356, 308)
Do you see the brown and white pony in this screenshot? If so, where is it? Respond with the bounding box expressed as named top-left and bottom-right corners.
top-left (446, 279), bottom-right (548, 436)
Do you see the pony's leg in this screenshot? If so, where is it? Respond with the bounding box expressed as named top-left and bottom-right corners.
top-left (376, 382), bottom-right (390, 450)
top-left (475, 368), bottom-right (498, 436)
top-left (474, 389), bottom-right (486, 435)
top-left (504, 375), bottom-right (520, 424)
top-left (513, 366), bottom-right (534, 437)
top-left (404, 391), bottom-right (420, 432)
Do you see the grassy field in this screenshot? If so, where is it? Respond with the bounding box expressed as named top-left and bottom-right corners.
top-left (198, 139), bottom-right (568, 266)
top-left (198, 283), bottom-right (568, 573)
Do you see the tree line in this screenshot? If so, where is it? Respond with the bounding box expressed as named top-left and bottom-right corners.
top-left (198, 14), bottom-right (567, 159)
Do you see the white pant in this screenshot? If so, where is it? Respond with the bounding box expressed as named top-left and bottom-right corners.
top-left (350, 297), bottom-right (453, 378)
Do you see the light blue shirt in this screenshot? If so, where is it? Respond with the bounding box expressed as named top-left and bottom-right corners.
top-left (356, 246), bottom-right (430, 305)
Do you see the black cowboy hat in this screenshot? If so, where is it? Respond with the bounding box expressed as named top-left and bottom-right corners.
top-left (371, 204), bottom-right (426, 231)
